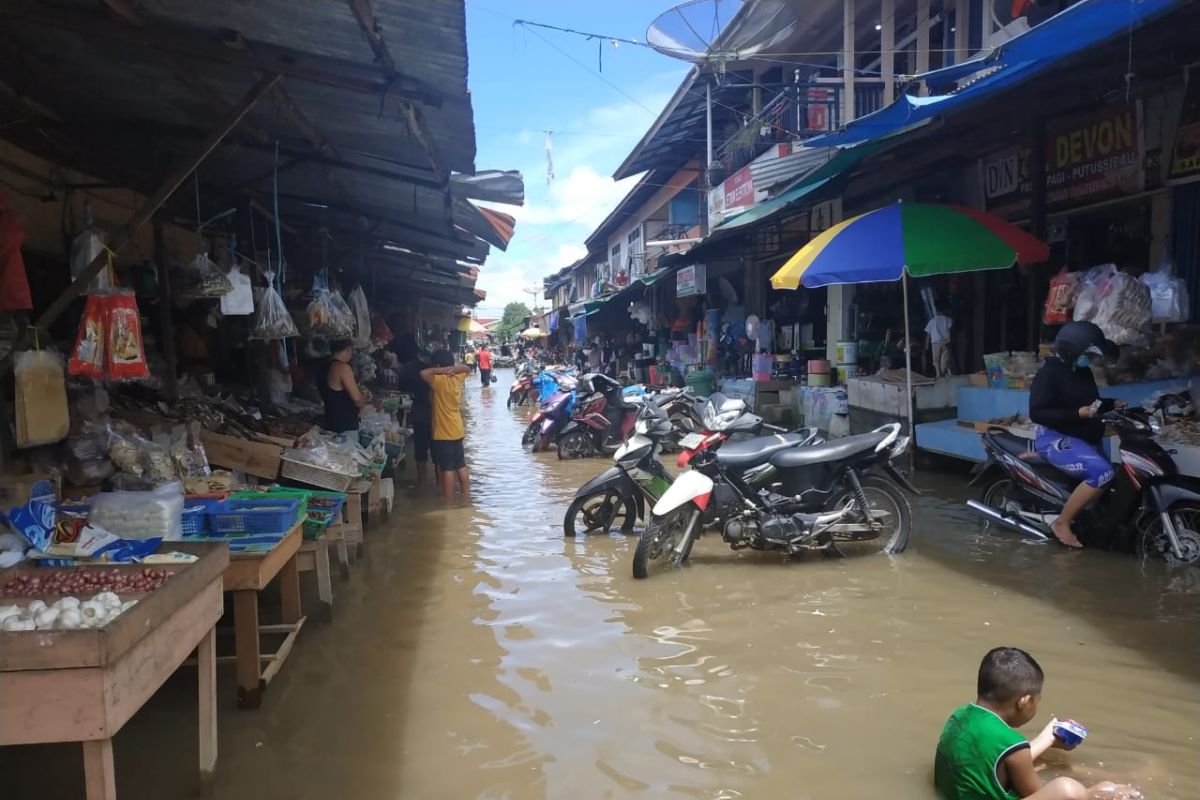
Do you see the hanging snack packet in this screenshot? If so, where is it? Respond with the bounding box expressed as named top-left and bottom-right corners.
top-left (251, 271), bottom-right (299, 340)
top-left (105, 290), bottom-right (149, 380)
top-left (176, 253), bottom-right (233, 299)
top-left (69, 293), bottom-right (108, 378)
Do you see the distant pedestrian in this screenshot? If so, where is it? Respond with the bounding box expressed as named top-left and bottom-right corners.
top-left (319, 340), bottom-right (369, 434)
top-left (925, 304), bottom-right (954, 378)
top-left (477, 342), bottom-right (493, 387)
top-left (422, 349), bottom-right (471, 500)
top-left (464, 347), bottom-right (476, 373)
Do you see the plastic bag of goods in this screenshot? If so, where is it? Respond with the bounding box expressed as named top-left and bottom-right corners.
top-left (70, 226), bottom-right (114, 292)
top-left (69, 293), bottom-right (108, 379)
top-left (1092, 270), bottom-right (1152, 347)
top-left (104, 290), bottom-right (149, 380)
top-left (348, 286), bottom-right (371, 344)
top-left (1043, 269), bottom-right (1080, 325)
top-left (1073, 264), bottom-right (1118, 323)
top-left (15, 349), bottom-right (70, 448)
top-left (176, 253), bottom-right (232, 299)
top-left (1141, 262), bottom-right (1190, 323)
top-left (219, 263), bottom-right (254, 316)
top-left (370, 312), bottom-right (393, 345)
top-left (306, 275), bottom-right (355, 339)
top-left (251, 271), bottom-right (299, 340)
top-left (88, 481), bottom-right (185, 540)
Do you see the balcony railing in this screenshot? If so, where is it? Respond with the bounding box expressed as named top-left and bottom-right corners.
top-left (716, 79), bottom-right (888, 175)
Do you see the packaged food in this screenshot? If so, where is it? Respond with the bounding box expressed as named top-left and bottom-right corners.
top-left (307, 278), bottom-right (355, 339)
top-left (176, 253), bottom-right (233, 299)
top-left (251, 271), bottom-right (299, 340)
top-left (15, 349), bottom-right (70, 448)
top-left (348, 286), bottom-right (371, 343)
top-left (69, 293), bottom-right (108, 379)
top-left (88, 481), bottom-right (185, 540)
top-left (1141, 260), bottom-right (1190, 323)
top-left (1043, 269), bottom-right (1080, 325)
top-left (105, 290), bottom-right (149, 379)
top-left (220, 263), bottom-right (255, 316)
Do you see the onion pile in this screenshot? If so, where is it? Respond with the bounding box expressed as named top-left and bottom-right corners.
top-left (2, 567), bottom-right (172, 598)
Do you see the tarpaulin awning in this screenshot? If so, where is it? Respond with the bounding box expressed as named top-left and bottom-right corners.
top-left (920, 0), bottom-right (1185, 94)
top-left (801, 0), bottom-right (1183, 151)
top-left (639, 269), bottom-right (672, 285)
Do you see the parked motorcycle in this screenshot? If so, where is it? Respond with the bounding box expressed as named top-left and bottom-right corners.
top-left (508, 361), bottom-right (536, 409)
top-left (632, 422), bottom-right (917, 579)
top-left (564, 399), bottom-right (819, 536)
top-left (525, 384), bottom-right (577, 453)
top-left (556, 373), bottom-right (642, 459)
top-left (966, 404), bottom-right (1200, 565)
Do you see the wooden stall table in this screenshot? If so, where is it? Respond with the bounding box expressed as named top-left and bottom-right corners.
top-left (0, 544), bottom-right (229, 800)
top-left (342, 488), bottom-right (366, 560)
top-left (180, 522), bottom-right (305, 709)
top-left (296, 526), bottom-right (336, 621)
top-left (326, 517), bottom-right (351, 581)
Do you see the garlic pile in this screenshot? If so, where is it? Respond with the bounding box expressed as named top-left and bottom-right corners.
top-left (0, 593), bottom-right (138, 631)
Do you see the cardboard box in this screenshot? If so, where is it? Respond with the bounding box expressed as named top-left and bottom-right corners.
top-left (199, 431), bottom-right (283, 480)
top-left (968, 373), bottom-right (988, 388)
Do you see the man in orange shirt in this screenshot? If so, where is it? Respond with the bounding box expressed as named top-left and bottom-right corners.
top-left (477, 343), bottom-right (493, 388)
top-left (421, 349), bottom-right (471, 500)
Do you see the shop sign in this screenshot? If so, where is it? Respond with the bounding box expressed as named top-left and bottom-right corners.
top-left (676, 263), bottom-right (706, 297)
top-left (723, 166), bottom-right (756, 212)
top-left (707, 184), bottom-right (726, 227)
top-left (1171, 79), bottom-right (1200, 181)
top-left (983, 103), bottom-right (1142, 215)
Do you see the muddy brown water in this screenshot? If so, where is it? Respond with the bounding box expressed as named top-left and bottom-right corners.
top-left (3, 368), bottom-right (1197, 799)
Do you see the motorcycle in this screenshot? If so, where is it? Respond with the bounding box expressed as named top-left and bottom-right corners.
top-left (508, 362), bottom-right (536, 409)
top-left (564, 400), bottom-right (819, 536)
top-left (632, 423), bottom-right (917, 579)
top-left (556, 373), bottom-right (642, 459)
top-left (522, 372), bottom-right (578, 450)
top-left (965, 405), bottom-right (1200, 565)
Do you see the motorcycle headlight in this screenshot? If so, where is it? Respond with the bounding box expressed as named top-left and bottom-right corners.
top-left (1149, 415), bottom-right (1163, 435)
top-left (635, 420), bottom-right (650, 435)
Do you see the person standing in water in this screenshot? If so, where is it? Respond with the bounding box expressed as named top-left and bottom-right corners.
top-left (422, 349), bottom-right (471, 500)
top-left (319, 340), bottom-right (369, 433)
top-left (477, 342), bottom-right (493, 388)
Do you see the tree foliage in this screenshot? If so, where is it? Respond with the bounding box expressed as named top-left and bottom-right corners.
top-left (496, 302), bottom-right (532, 337)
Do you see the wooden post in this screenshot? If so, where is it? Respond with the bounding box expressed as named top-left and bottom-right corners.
top-left (0, 71), bottom-right (281, 379)
top-left (882, 0), bottom-right (896, 105)
top-left (842, 0), bottom-right (855, 125)
top-left (82, 739), bottom-right (117, 800)
top-left (1028, 115), bottom-right (1047, 350)
top-left (197, 626), bottom-right (218, 787)
top-left (154, 218), bottom-right (179, 400)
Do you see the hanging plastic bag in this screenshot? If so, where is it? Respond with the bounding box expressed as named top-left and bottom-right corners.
top-left (252, 271), bottom-right (299, 340)
top-left (1072, 264), bottom-right (1119, 323)
top-left (219, 263), bottom-right (254, 316)
top-left (1092, 270), bottom-right (1152, 346)
top-left (0, 191), bottom-right (32, 311)
top-left (1141, 258), bottom-right (1190, 323)
top-left (105, 290), bottom-right (149, 380)
top-left (348, 286), bottom-right (371, 343)
top-left (70, 214), bottom-right (114, 292)
top-left (176, 252), bottom-right (232, 300)
top-left (1043, 268), bottom-right (1080, 325)
top-left (69, 294), bottom-right (108, 379)
top-left (370, 311), bottom-right (393, 345)
top-left (15, 349), bottom-right (69, 448)
top-left (307, 276), bottom-right (355, 339)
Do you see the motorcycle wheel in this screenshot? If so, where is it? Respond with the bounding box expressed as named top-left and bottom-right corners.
top-left (563, 491), bottom-right (637, 537)
top-left (1136, 504), bottom-right (1200, 566)
top-left (557, 429), bottom-right (595, 460)
top-left (821, 475), bottom-right (912, 557)
top-left (534, 433), bottom-right (554, 453)
top-left (979, 477), bottom-right (1018, 512)
top-left (633, 506), bottom-right (695, 579)
top-left (521, 421), bottom-right (539, 448)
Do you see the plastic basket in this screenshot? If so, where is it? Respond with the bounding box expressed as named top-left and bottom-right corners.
top-left (181, 497), bottom-right (225, 537)
top-left (233, 489), bottom-right (310, 519)
top-left (280, 455), bottom-right (355, 492)
top-left (253, 487), bottom-right (344, 541)
top-left (209, 498), bottom-right (302, 536)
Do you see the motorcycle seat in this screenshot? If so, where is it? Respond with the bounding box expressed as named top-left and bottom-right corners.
top-left (716, 432), bottom-right (810, 468)
top-left (987, 430), bottom-right (1048, 466)
top-left (769, 430), bottom-right (891, 468)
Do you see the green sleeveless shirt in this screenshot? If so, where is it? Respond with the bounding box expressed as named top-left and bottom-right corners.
top-left (934, 704), bottom-right (1030, 800)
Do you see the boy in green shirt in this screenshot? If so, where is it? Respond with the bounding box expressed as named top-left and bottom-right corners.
top-left (934, 647), bottom-right (1130, 800)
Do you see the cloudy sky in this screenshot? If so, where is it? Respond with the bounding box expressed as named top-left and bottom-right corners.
top-left (465, 1), bottom-right (689, 317)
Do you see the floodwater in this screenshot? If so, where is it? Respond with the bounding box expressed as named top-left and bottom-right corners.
top-left (4, 368), bottom-right (1198, 799)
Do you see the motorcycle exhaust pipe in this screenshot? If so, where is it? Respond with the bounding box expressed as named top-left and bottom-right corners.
top-left (965, 500), bottom-right (1050, 541)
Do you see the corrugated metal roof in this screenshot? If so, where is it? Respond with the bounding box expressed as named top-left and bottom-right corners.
top-left (0, 0), bottom-right (505, 280)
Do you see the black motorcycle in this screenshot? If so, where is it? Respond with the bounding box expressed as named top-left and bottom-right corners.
top-left (633, 423), bottom-right (918, 579)
top-left (966, 405), bottom-right (1200, 565)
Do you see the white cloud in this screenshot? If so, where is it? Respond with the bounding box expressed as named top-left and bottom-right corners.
top-left (476, 74), bottom-right (683, 313)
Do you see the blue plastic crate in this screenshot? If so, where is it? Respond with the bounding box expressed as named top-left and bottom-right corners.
top-left (209, 498), bottom-right (301, 536)
top-left (181, 497), bottom-right (225, 537)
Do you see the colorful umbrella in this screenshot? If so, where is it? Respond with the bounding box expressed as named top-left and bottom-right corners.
top-left (519, 327), bottom-right (547, 339)
top-left (770, 203), bottom-right (1049, 290)
top-left (770, 202), bottom-right (1049, 439)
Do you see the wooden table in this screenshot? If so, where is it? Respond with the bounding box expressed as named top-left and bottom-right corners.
top-left (297, 526), bottom-right (336, 621)
top-left (342, 489), bottom-right (366, 560)
top-left (0, 544), bottom-right (229, 800)
top-left (180, 523), bottom-right (305, 709)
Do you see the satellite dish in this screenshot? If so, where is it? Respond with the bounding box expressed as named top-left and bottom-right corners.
top-left (646, 0), bottom-right (798, 70)
top-left (718, 276), bottom-right (739, 305)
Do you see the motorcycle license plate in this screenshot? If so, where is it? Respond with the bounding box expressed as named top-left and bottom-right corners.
top-left (678, 433), bottom-right (706, 450)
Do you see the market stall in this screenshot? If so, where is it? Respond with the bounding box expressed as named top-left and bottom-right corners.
top-left (0, 542), bottom-right (228, 800)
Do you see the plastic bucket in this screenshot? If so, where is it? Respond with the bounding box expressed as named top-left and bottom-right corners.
top-left (835, 340), bottom-right (859, 364)
top-left (808, 372), bottom-right (831, 387)
top-left (807, 359), bottom-right (831, 374)
top-left (836, 363), bottom-right (858, 384)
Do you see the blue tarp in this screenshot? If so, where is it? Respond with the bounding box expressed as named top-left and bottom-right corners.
top-left (802, 0), bottom-right (1183, 150)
